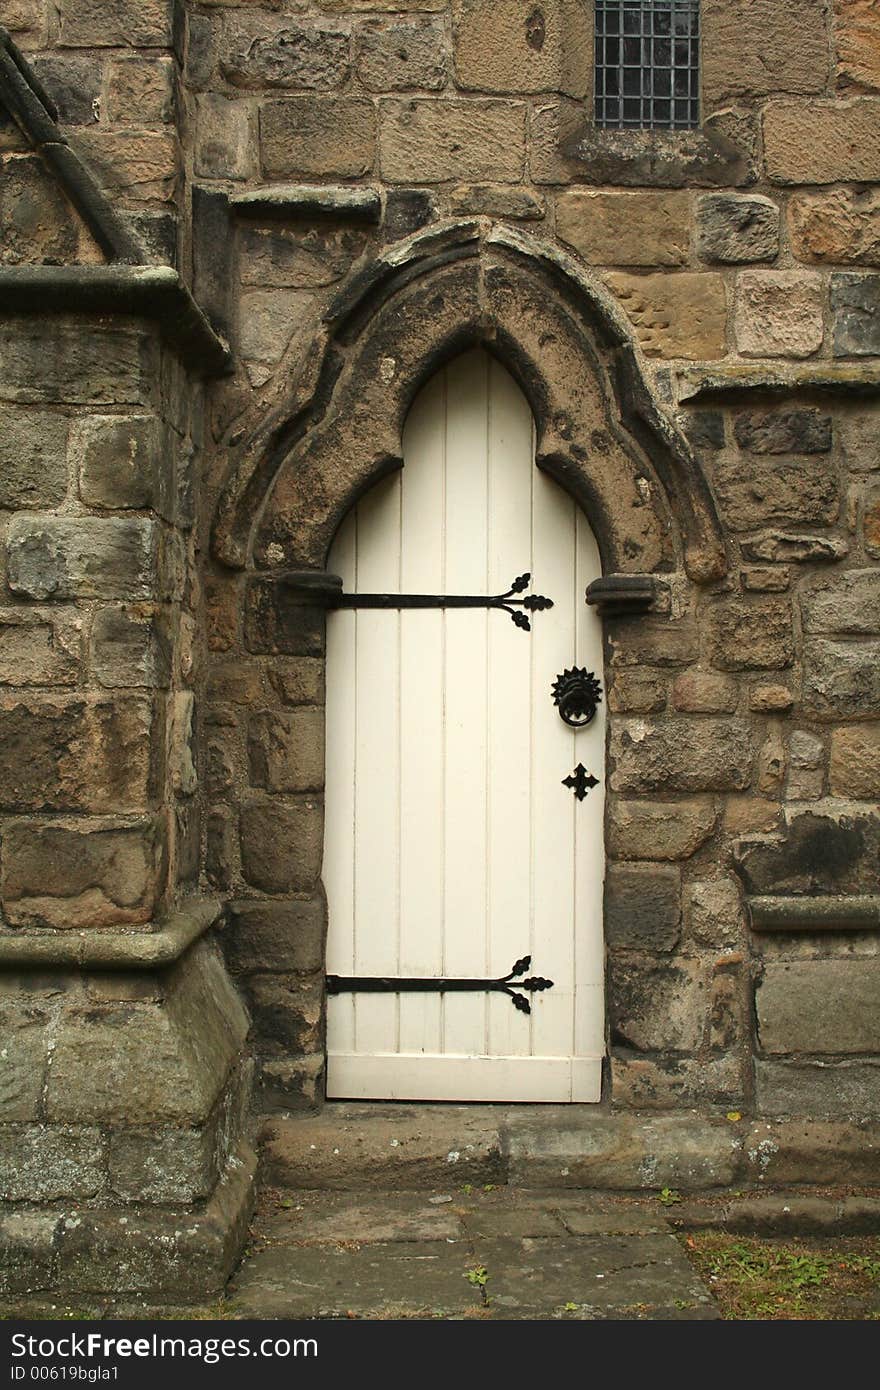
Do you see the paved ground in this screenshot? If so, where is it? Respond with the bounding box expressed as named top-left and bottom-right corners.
top-left (228, 1188), bottom-right (720, 1320)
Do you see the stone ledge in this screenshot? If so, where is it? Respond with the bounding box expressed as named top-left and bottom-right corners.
top-left (0, 267), bottom-right (230, 377)
top-left (230, 184), bottom-right (382, 224)
top-left (677, 361), bottom-right (880, 402)
top-left (0, 898), bottom-right (221, 970)
top-left (748, 895), bottom-right (880, 932)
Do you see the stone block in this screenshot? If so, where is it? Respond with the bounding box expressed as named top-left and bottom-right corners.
top-left (243, 972), bottom-right (323, 1054)
top-left (452, 0), bottom-right (590, 96)
top-left (239, 797), bottom-right (324, 893)
top-left (710, 456), bottom-right (838, 531)
top-left (608, 798), bottom-right (718, 861)
top-left (205, 808), bottom-right (235, 892)
top-left (71, 130), bottom-right (178, 203)
top-left (865, 486), bottom-right (880, 558)
top-left (605, 864), bottom-right (681, 952)
top-left (556, 190), bottom-right (690, 267)
top-left (804, 637), bottom-right (880, 717)
top-left (0, 1125), bottom-right (105, 1201)
top-left (750, 684), bottom-right (795, 712)
top-left (239, 224), bottom-right (367, 290)
top-left (742, 532), bottom-right (848, 565)
top-left (764, 98), bottom-right (880, 183)
top-left (244, 580), bottom-right (326, 657)
top-left (606, 670), bottom-right (667, 713)
top-left (0, 153), bottom-right (90, 266)
top-left (58, 0), bottom-right (171, 47)
top-left (834, 0), bottom-right (880, 91)
top-left (830, 272), bottom-right (880, 356)
top-left (248, 707), bottom-right (324, 793)
top-left (681, 411), bottom-right (725, 451)
top-left (735, 809), bottom-right (880, 895)
top-left (611, 1053), bottom-right (745, 1111)
top-left (743, 567), bottom-right (791, 593)
top-left (686, 878), bottom-right (744, 948)
top-left (604, 273), bottom-right (727, 360)
top-left (756, 1058), bottom-right (880, 1116)
top-left (28, 55), bottom-right (102, 125)
top-left (108, 1126), bottom-right (219, 1204)
top-left (0, 696), bottom-right (155, 813)
top-left (609, 955), bottom-right (710, 1052)
top-left (356, 18), bottom-right (447, 91)
top-left (225, 897), bottom-right (326, 974)
top-left (790, 189), bottom-right (880, 267)
top-left (266, 658), bottom-right (324, 707)
top-left (830, 724), bottom-right (880, 797)
top-left (6, 514), bottom-right (157, 602)
top-left (757, 960), bottom-right (880, 1055)
top-left (0, 1211), bottom-right (58, 1294)
top-left (91, 605), bottom-right (172, 689)
top-left (0, 1003), bottom-right (51, 1120)
top-left (0, 611), bottom-right (79, 687)
top-left (2, 817), bottom-right (163, 928)
top-left (802, 569), bottom-right (880, 635)
top-left (169, 691), bottom-right (197, 797)
top-left (672, 671), bottom-right (739, 713)
top-left (733, 409), bottom-right (832, 455)
top-left (610, 718), bottom-right (753, 794)
top-left (195, 95), bottom-right (254, 180)
top-left (107, 57), bottom-right (175, 125)
top-left (379, 99), bottom-right (526, 182)
top-left (239, 289), bottom-right (313, 370)
top-left (735, 271), bottom-right (824, 358)
top-left (707, 599), bottom-right (795, 672)
top-left (221, 22), bottom-right (350, 90)
top-left (5, 1), bottom-right (45, 36)
top-left (0, 325), bottom-right (155, 407)
top-left (609, 620), bottom-right (699, 669)
top-left (696, 195), bottom-right (780, 265)
top-left (261, 98), bottom-right (376, 178)
top-left (74, 414), bottom-right (161, 511)
top-left (702, 0), bottom-right (828, 103)
top-left (0, 407), bottom-right (68, 509)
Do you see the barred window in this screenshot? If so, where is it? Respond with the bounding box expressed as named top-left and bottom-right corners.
top-left (595, 0), bottom-right (700, 130)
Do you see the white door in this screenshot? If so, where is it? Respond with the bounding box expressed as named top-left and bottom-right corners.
top-left (324, 350), bottom-right (606, 1103)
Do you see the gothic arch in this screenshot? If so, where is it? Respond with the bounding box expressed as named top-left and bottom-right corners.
top-left (211, 220), bottom-right (727, 584)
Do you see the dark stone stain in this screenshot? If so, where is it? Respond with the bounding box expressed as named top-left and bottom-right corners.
top-left (526, 8), bottom-right (546, 51)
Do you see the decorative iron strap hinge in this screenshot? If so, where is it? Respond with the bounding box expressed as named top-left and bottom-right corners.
top-left (332, 573), bottom-right (554, 631)
top-left (327, 955), bottom-right (554, 1015)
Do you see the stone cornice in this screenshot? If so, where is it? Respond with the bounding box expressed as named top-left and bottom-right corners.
top-left (677, 362), bottom-right (880, 402)
top-left (0, 898), bottom-right (221, 970)
top-left (748, 895), bottom-right (880, 932)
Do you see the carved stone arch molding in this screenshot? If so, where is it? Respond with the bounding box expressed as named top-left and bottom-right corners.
top-left (211, 220), bottom-right (727, 587)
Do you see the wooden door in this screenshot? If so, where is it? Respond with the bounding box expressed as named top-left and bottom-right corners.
top-left (324, 350), bottom-right (605, 1102)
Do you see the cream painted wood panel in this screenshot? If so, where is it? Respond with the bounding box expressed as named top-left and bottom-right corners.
top-left (325, 350), bottom-right (605, 1102)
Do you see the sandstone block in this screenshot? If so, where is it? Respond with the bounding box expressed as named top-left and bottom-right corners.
top-left (225, 897), bottom-right (326, 975)
top-left (58, 0), bottom-right (171, 47)
top-left (0, 1126), bottom-right (105, 1202)
top-left (0, 1004), bottom-right (51, 1120)
top-left (743, 567), bottom-right (791, 593)
top-left (239, 224), bottom-right (367, 289)
top-left (790, 189), bottom-right (880, 267)
top-left (834, 0), bottom-right (880, 91)
top-left (556, 190), bottom-right (690, 267)
top-left (804, 637), bottom-right (880, 716)
top-left (764, 98), bottom-right (880, 184)
top-left (243, 972), bottom-right (323, 1054)
top-left (702, 0), bottom-right (828, 103)
top-left (733, 409), bottom-right (832, 455)
top-left (735, 271), bottom-right (824, 358)
top-left (672, 671), bottom-right (739, 713)
top-left (605, 864), bottom-right (681, 952)
top-left (831, 725), bottom-right (880, 797)
top-left (107, 57), bottom-right (175, 125)
top-left (609, 955), bottom-right (709, 1052)
top-left (1, 817), bottom-right (163, 928)
top-left (169, 691), bottom-right (197, 797)
top-left (750, 684), bottom-right (795, 712)
top-left (6, 515), bottom-right (157, 602)
top-left (261, 98), bottom-right (376, 178)
top-left (91, 605), bottom-right (171, 689)
top-left (830, 272), bottom-right (880, 356)
top-left (608, 621), bottom-right (699, 669)
top-left (681, 411), bottom-right (725, 451)
top-left (248, 707), bottom-right (324, 793)
top-left (707, 599), bottom-right (795, 671)
top-left (195, 95), bottom-right (254, 180)
top-left (608, 798), bottom-right (718, 861)
top-left (239, 797), bottom-right (323, 893)
top-left (609, 718), bottom-right (753, 794)
top-left (604, 273), bottom-right (727, 360)
top-left (802, 569), bottom-right (880, 634)
top-left (379, 98), bottom-right (526, 182)
top-left (221, 22), bottom-right (350, 90)
top-left (0, 1210), bottom-right (58, 1294)
top-left (865, 486), bottom-right (880, 558)
top-left (736, 809), bottom-right (880, 895)
top-left (239, 289), bottom-right (313, 371)
top-left (756, 1058), bottom-right (880, 1116)
top-left (742, 532), bottom-right (848, 565)
top-left (787, 729), bottom-right (826, 800)
top-left (711, 456), bottom-right (838, 532)
top-left (74, 414), bottom-right (161, 511)
top-left (0, 325), bottom-right (155, 406)
top-left (696, 195), bottom-right (780, 264)
top-left (606, 670), bottom-right (667, 713)
top-left (452, 0), bottom-right (590, 96)
top-left (611, 1053), bottom-right (744, 1111)
top-left (447, 184), bottom-right (545, 219)
top-left (267, 658), bottom-right (325, 707)
top-left (356, 18), bottom-right (446, 91)
top-left (686, 878), bottom-right (744, 948)
top-left (0, 611), bottom-right (79, 687)
top-left (0, 408), bottom-right (68, 509)
top-left (71, 130), bottom-right (177, 203)
top-left (0, 154), bottom-right (87, 266)
top-left (205, 808), bottom-right (235, 892)
top-left (108, 1127), bottom-right (219, 1205)
top-left (5, 1), bottom-right (45, 35)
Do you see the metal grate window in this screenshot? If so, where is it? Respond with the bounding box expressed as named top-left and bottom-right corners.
top-left (595, 0), bottom-right (700, 130)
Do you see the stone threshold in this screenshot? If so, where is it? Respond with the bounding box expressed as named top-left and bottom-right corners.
top-left (676, 360), bottom-right (880, 402)
top-left (0, 898), bottom-right (221, 970)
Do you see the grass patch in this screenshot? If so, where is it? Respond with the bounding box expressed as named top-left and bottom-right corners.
top-left (682, 1233), bottom-right (880, 1321)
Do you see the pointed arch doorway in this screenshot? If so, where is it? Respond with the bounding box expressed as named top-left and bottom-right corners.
top-left (324, 349), bottom-right (606, 1102)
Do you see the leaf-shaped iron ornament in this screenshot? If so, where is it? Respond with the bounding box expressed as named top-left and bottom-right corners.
top-left (501, 955), bottom-right (555, 1015)
top-left (326, 955), bottom-right (555, 1016)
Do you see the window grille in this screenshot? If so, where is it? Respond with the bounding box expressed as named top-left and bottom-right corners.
top-left (595, 0), bottom-right (700, 130)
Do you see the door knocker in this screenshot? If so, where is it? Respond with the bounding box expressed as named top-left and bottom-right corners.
top-left (551, 668), bottom-right (603, 728)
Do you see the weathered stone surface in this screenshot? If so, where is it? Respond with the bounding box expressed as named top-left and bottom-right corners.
top-left (0, 1125), bottom-right (105, 1201)
top-left (244, 580), bottom-right (326, 657)
top-left (239, 797), bottom-right (323, 893)
top-left (1, 818), bottom-right (162, 928)
top-left (790, 189), bottom-right (880, 267)
top-left (6, 515), bottom-right (156, 601)
top-left (672, 671), bottom-right (739, 713)
top-left (0, 1004), bottom-right (51, 1120)
top-left (707, 599), bottom-right (795, 672)
top-left (696, 195), bottom-right (779, 265)
top-left (733, 409), bottom-right (832, 455)
top-left (0, 325), bottom-right (155, 406)
top-left (757, 725), bottom-right (786, 796)
top-left (608, 799), bottom-right (718, 861)
top-left (756, 1058), bottom-right (880, 1116)
top-left (865, 486), bottom-right (880, 558)
top-left (91, 605), bottom-right (171, 689)
top-left (107, 56), bottom-right (175, 125)
top-left (356, 18), bottom-right (446, 91)
top-left (764, 98), bottom-right (880, 184)
top-left (736, 809), bottom-right (880, 895)
top-left (383, 187), bottom-right (436, 236)
top-left (0, 154), bottom-right (86, 266)
top-left (610, 719), bottom-right (753, 793)
top-left (735, 271), bottom-right (824, 358)
top-left (379, 99), bottom-right (526, 182)
top-left (742, 532), bottom-right (848, 565)
top-left (702, 0), bottom-right (828, 103)
top-left (0, 407), bottom-right (68, 509)
top-left (267, 658), bottom-right (325, 707)
top-left (839, 406), bottom-right (880, 472)
top-left (221, 23), bottom-right (350, 90)
top-left (743, 566), bottom-right (791, 593)
top-left (786, 732), bottom-right (825, 800)
top-left (686, 878), bottom-right (744, 948)
top-left (4, 1), bottom-right (45, 36)
top-left (58, 0), bottom-right (170, 48)
top-left (248, 707), bottom-right (324, 793)
top-left (238, 289), bottom-right (313, 376)
top-left (225, 897), bottom-right (326, 975)
top-left (261, 98), bottom-right (376, 178)
top-left (243, 972), bottom-right (323, 1053)
top-left (0, 1210), bottom-right (58, 1294)
top-left (71, 130), bottom-right (177, 203)
top-left (834, 0), bottom-right (880, 91)
top-left (169, 691), bottom-right (197, 797)
top-left (609, 956), bottom-right (709, 1052)
top-left (604, 272), bottom-right (727, 360)
top-left (742, 1118), bottom-right (880, 1187)
top-left (447, 184), bottom-right (545, 219)
top-left (758, 960), bottom-right (880, 1056)
top-left (195, 94), bottom-right (254, 180)
top-left (750, 684), bottom-right (795, 712)
top-left (802, 569), bottom-right (880, 634)
top-left (804, 637), bottom-right (880, 716)
top-left (681, 411), bottom-right (725, 451)
top-left (830, 272), bottom-right (880, 356)
top-left (108, 1127), bottom-right (218, 1204)
top-left (710, 456), bottom-right (838, 531)
top-left (73, 414), bottom-right (160, 511)
top-left (239, 224), bottom-right (367, 289)
top-left (606, 670), bottom-right (667, 713)
top-left (205, 808), bottom-right (235, 892)
top-left (831, 724), bottom-right (880, 797)
top-left (605, 865), bottom-right (681, 952)
top-left (611, 1054), bottom-right (745, 1111)
top-left (556, 190), bottom-right (689, 267)
top-left (452, 0), bottom-right (590, 96)
top-left (0, 611), bottom-right (79, 687)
